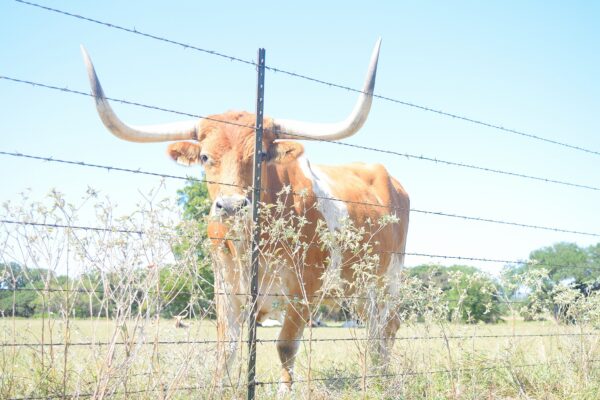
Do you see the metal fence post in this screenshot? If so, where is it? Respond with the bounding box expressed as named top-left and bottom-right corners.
top-left (247, 47), bottom-right (266, 400)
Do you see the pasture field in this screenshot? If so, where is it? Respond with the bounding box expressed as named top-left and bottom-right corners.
top-left (0, 318), bottom-right (599, 399)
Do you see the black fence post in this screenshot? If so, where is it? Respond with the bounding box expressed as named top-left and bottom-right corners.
top-left (247, 47), bottom-right (265, 400)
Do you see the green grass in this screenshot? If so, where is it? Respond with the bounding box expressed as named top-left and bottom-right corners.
top-left (0, 318), bottom-right (599, 399)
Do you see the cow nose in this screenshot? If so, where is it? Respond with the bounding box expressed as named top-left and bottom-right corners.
top-left (215, 196), bottom-right (251, 215)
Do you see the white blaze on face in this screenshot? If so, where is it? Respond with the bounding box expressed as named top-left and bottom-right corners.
top-left (297, 156), bottom-right (349, 273)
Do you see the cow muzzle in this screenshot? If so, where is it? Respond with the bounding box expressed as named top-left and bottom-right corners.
top-left (213, 195), bottom-right (251, 217)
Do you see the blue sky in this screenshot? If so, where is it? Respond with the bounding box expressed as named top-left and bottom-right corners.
top-left (1, 1), bottom-right (599, 274)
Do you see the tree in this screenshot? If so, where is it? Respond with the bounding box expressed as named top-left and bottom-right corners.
top-left (504, 242), bottom-right (600, 322)
top-left (586, 243), bottom-right (600, 272)
top-left (69, 271), bottom-right (108, 318)
top-left (528, 242), bottom-right (594, 284)
top-left (0, 263), bottom-right (54, 317)
top-left (408, 264), bottom-right (451, 291)
top-left (169, 179), bottom-right (215, 318)
top-left (177, 178), bottom-right (212, 223)
top-left (445, 265), bottom-right (504, 323)
top-left (407, 264), bottom-right (504, 324)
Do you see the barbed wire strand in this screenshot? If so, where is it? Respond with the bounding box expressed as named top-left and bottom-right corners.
top-left (12, 0), bottom-right (600, 159)
top-left (2, 75), bottom-right (600, 195)
top-left (5, 359), bottom-right (598, 399)
top-left (6, 381), bottom-right (232, 400)
top-left (254, 359), bottom-right (600, 386)
top-left (3, 218), bottom-right (600, 273)
top-left (278, 130), bottom-right (600, 193)
top-left (1, 332), bottom-right (599, 349)
top-left (0, 76), bottom-right (252, 133)
top-left (0, 286), bottom-right (534, 305)
top-left (0, 219), bottom-right (143, 235)
top-left (1, 149), bottom-right (599, 238)
top-left (4, 73), bottom-right (600, 199)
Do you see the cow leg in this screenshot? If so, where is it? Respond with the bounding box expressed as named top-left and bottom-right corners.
top-left (277, 302), bottom-right (309, 394)
top-left (370, 255), bottom-right (403, 370)
top-left (378, 253), bottom-right (404, 367)
top-left (214, 275), bottom-right (242, 388)
top-left (366, 289), bottom-right (386, 367)
top-left (363, 291), bottom-right (400, 378)
top-left (379, 304), bottom-right (400, 366)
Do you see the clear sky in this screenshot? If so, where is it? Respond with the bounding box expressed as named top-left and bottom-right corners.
top-left (1, 1), bottom-right (599, 275)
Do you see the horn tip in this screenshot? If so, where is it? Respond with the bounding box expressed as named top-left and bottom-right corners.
top-left (80, 44), bottom-right (90, 61)
top-left (80, 45), bottom-right (94, 72)
top-left (373, 38), bottom-right (382, 57)
top-left (79, 45), bottom-right (104, 99)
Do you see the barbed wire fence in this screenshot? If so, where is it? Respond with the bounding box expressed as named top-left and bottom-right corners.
top-left (2, 2), bottom-right (600, 399)
top-left (2, 212), bottom-right (598, 400)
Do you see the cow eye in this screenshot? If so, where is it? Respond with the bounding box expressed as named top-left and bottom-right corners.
top-left (199, 154), bottom-right (209, 164)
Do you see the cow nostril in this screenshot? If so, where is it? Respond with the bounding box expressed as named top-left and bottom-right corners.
top-left (216, 197), bottom-right (249, 214)
top-left (234, 198), bottom-right (251, 211)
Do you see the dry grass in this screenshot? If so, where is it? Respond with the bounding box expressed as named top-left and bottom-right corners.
top-left (1, 189), bottom-right (599, 399)
top-left (0, 318), bottom-right (599, 399)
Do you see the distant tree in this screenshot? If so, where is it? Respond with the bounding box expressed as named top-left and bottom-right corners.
top-left (589, 243), bottom-right (600, 268)
top-left (528, 242), bottom-right (594, 284)
top-left (504, 242), bottom-right (600, 322)
top-left (445, 265), bottom-right (503, 323)
top-left (177, 178), bottom-right (212, 223)
top-left (0, 263), bottom-right (50, 317)
top-left (170, 179), bottom-right (215, 318)
top-left (408, 264), bottom-right (451, 291)
top-left (407, 264), bottom-right (504, 324)
top-left (69, 271), bottom-right (107, 318)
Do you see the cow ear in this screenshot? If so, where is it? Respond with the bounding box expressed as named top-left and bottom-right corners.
top-left (167, 142), bottom-right (202, 166)
top-left (266, 141), bottom-right (304, 164)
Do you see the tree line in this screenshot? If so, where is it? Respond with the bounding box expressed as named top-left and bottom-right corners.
top-left (1, 181), bottom-right (598, 323)
top-left (2, 242), bottom-right (599, 323)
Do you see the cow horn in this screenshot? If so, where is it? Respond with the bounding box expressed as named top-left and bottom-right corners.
top-left (81, 45), bottom-right (197, 143)
top-left (272, 38), bottom-right (381, 141)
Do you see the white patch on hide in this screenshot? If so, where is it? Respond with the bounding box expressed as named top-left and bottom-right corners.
top-left (297, 156), bottom-right (348, 275)
top-left (379, 252), bottom-right (405, 337)
top-left (385, 252), bottom-right (404, 297)
top-left (297, 157), bottom-right (348, 232)
top-left (256, 276), bottom-right (289, 323)
top-left (261, 318), bottom-right (282, 327)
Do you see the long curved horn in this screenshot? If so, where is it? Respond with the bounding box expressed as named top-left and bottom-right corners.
top-left (272, 38), bottom-right (381, 141)
top-left (81, 45), bottom-right (197, 143)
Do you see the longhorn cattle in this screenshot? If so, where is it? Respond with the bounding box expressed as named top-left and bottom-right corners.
top-left (81, 39), bottom-right (409, 391)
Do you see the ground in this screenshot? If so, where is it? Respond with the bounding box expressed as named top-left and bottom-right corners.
top-left (0, 318), bottom-right (599, 399)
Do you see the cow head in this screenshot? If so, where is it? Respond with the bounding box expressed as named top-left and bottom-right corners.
top-left (164, 113), bottom-right (307, 218)
top-left (80, 40), bottom-right (381, 218)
